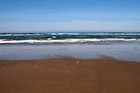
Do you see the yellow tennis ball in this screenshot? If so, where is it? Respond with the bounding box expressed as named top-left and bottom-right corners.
top-left (77, 61), bottom-right (79, 64)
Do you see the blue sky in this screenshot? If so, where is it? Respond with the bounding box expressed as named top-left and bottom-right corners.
top-left (0, 0), bottom-right (140, 32)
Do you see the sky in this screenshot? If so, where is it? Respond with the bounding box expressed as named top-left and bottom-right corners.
top-left (0, 0), bottom-right (140, 32)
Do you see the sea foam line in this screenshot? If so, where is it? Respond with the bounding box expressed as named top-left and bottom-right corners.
top-left (0, 38), bottom-right (139, 44)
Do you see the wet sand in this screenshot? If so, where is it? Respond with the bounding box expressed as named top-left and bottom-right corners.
top-left (0, 57), bottom-right (140, 93)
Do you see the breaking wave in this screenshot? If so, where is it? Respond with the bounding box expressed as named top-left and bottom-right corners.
top-left (0, 38), bottom-right (139, 44)
top-left (0, 32), bottom-right (140, 44)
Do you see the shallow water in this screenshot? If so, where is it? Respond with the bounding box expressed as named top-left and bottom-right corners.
top-left (0, 43), bottom-right (140, 62)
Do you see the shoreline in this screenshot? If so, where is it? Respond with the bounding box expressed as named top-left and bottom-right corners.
top-left (0, 56), bottom-right (139, 63)
top-left (1, 44), bottom-right (140, 62)
top-left (0, 57), bottom-right (140, 93)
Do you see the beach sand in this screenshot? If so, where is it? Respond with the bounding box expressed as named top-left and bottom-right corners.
top-left (0, 57), bottom-right (140, 93)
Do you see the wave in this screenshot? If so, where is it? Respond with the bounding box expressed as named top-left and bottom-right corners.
top-left (0, 38), bottom-right (139, 44)
top-left (0, 33), bottom-right (44, 36)
top-left (0, 32), bottom-right (140, 36)
top-left (0, 32), bottom-right (140, 44)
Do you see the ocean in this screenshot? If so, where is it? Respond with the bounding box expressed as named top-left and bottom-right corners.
top-left (0, 32), bottom-right (140, 44)
top-left (0, 32), bottom-right (140, 62)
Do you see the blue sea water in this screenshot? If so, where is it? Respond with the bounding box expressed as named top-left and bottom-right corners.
top-left (0, 32), bottom-right (140, 44)
top-left (0, 32), bottom-right (140, 62)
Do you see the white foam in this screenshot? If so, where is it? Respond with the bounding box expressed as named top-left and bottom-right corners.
top-left (0, 38), bottom-right (139, 44)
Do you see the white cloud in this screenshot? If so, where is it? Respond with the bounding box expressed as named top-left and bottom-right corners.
top-left (0, 20), bottom-right (140, 32)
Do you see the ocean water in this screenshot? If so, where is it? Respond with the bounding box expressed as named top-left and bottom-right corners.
top-left (0, 32), bottom-right (140, 44)
top-left (0, 32), bottom-right (140, 62)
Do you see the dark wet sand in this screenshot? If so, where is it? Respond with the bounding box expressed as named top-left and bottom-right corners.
top-left (0, 57), bottom-right (140, 93)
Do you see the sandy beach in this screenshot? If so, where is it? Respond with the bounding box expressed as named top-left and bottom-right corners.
top-left (0, 57), bottom-right (140, 93)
